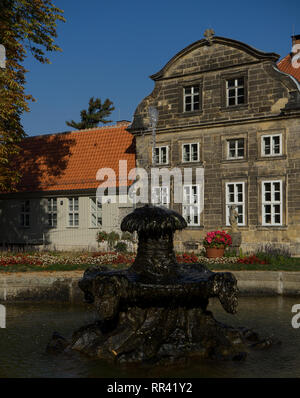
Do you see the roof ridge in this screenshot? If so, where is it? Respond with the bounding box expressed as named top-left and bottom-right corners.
top-left (69, 123), bottom-right (130, 133)
top-left (25, 123), bottom-right (131, 140)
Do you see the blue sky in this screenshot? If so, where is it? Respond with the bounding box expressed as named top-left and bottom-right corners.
top-left (21, 0), bottom-right (300, 136)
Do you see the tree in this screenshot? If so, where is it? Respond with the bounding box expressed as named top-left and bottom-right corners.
top-left (66, 97), bottom-right (115, 130)
top-left (0, 0), bottom-right (65, 191)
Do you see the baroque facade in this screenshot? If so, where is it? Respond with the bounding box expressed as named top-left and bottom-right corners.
top-left (128, 31), bottom-right (300, 254)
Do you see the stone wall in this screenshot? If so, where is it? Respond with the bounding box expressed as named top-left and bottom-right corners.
top-left (130, 35), bottom-right (300, 255)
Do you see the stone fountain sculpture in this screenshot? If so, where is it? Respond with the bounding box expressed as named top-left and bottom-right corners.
top-left (47, 205), bottom-right (279, 364)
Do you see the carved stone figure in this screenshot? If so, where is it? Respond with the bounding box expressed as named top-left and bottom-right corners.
top-left (229, 205), bottom-right (239, 232)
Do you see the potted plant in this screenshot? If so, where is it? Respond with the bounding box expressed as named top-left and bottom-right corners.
top-left (203, 230), bottom-right (232, 258)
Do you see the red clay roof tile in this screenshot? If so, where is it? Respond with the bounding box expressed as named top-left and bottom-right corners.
top-left (14, 123), bottom-right (136, 193)
top-left (277, 54), bottom-right (300, 83)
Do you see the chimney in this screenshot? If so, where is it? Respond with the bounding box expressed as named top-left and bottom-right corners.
top-left (291, 34), bottom-right (300, 55)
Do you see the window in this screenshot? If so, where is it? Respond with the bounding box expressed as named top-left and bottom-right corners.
top-left (225, 182), bottom-right (245, 226)
top-left (151, 186), bottom-right (169, 207)
top-left (90, 197), bottom-right (102, 227)
top-left (153, 146), bottom-right (168, 165)
top-left (68, 197), bottom-right (79, 227)
top-left (226, 78), bottom-right (245, 106)
top-left (20, 200), bottom-right (30, 227)
top-left (183, 86), bottom-right (200, 112)
top-left (262, 181), bottom-right (282, 226)
top-left (261, 134), bottom-right (282, 156)
top-left (227, 139), bottom-right (244, 159)
top-left (182, 185), bottom-right (201, 226)
top-left (182, 143), bottom-right (200, 162)
top-left (47, 198), bottom-right (57, 227)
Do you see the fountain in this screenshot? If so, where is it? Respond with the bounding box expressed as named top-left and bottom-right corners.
top-left (47, 205), bottom-right (279, 365)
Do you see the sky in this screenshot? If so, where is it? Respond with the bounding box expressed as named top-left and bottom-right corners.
top-left (21, 0), bottom-right (300, 136)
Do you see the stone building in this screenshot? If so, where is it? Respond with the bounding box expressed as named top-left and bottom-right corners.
top-left (128, 31), bottom-right (300, 254)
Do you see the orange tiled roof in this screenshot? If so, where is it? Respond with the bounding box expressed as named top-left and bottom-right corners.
top-left (14, 123), bottom-right (136, 193)
top-left (277, 54), bottom-right (300, 83)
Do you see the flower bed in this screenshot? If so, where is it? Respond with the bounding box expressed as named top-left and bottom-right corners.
top-left (0, 251), bottom-right (272, 269)
top-left (0, 252), bottom-right (135, 267)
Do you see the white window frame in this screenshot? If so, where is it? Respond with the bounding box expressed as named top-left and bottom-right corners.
top-left (261, 134), bottom-right (282, 157)
top-left (183, 85), bottom-right (200, 112)
top-left (90, 197), bottom-right (102, 228)
top-left (68, 197), bottom-right (79, 227)
top-left (47, 198), bottom-right (57, 228)
top-left (225, 182), bottom-right (245, 226)
top-left (262, 180), bottom-right (282, 226)
top-left (226, 78), bottom-right (245, 106)
top-left (20, 200), bottom-right (30, 227)
top-left (182, 185), bottom-right (201, 226)
top-left (227, 139), bottom-right (244, 160)
top-left (182, 143), bottom-right (200, 163)
top-left (151, 186), bottom-right (169, 208)
top-left (153, 146), bottom-right (169, 165)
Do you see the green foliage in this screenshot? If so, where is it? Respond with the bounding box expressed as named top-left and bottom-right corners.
top-left (0, 0), bottom-right (65, 190)
top-left (96, 230), bottom-right (108, 243)
top-left (121, 231), bottom-right (135, 242)
top-left (66, 97), bottom-right (115, 130)
top-left (96, 230), bottom-right (120, 248)
top-left (114, 242), bottom-right (128, 253)
top-left (254, 244), bottom-right (292, 267)
top-left (107, 231), bottom-right (120, 248)
top-left (224, 249), bottom-right (238, 258)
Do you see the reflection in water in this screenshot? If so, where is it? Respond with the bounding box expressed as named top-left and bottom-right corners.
top-left (0, 297), bottom-right (299, 378)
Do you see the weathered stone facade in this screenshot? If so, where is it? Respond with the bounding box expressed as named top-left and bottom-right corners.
top-left (128, 34), bottom-right (300, 255)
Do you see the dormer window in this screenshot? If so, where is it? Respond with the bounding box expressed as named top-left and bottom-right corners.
top-left (183, 86), bottom-right (200, 112)
top-left (226, 78), bottom-right (245, 106)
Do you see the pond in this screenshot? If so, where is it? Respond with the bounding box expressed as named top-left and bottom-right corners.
top-left (0, 297), bottom-right (299, 378)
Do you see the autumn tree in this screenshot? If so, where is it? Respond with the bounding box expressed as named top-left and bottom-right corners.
top-left (66, 97), bottom-right (115, 130)
top-left (0, 0), bottom-right (65, 190)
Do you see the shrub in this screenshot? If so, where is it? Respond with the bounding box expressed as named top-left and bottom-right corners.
top-left (256, 244), bottom-right (291, 259)
top-left (96, 231), bottom-right (108, 243)
top-left (107, 231), bottom-right (120, 249)
top-left (121, 232), bottom-right (135, 242)
top-left (115, 242), bottom-right (128, 253)
top-left (224, 249), bottom-right (238, 258)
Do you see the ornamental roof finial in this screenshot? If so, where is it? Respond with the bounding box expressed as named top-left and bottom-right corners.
top-left (204, 28), bottom-right (215, 45)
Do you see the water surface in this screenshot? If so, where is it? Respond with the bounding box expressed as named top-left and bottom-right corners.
top-left (0, 297), bottom-right (299, 378)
